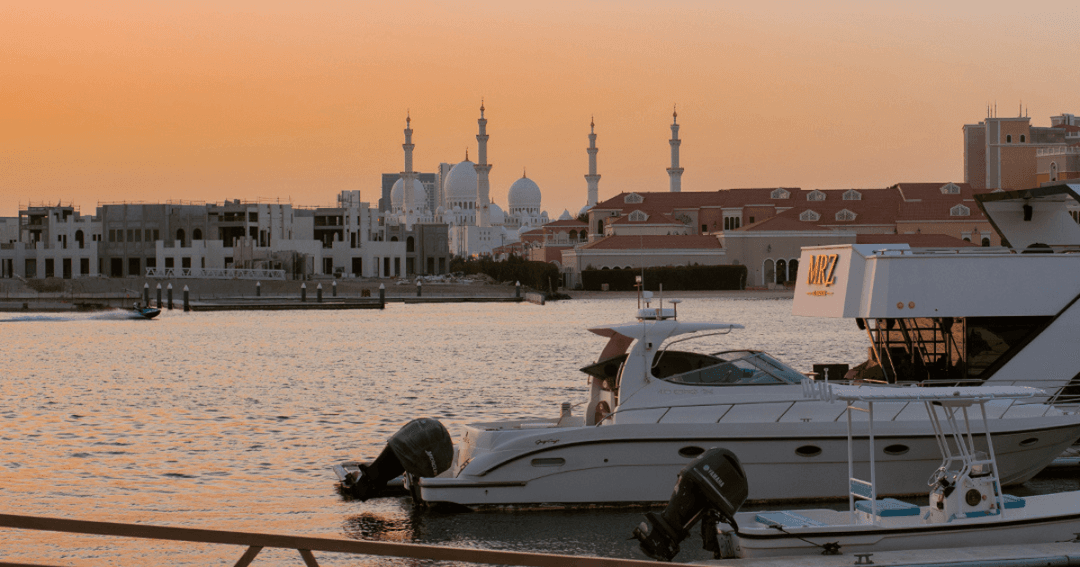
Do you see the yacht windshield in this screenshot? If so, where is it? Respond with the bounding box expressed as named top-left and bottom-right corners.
top-left (659, 350), bottom-right (806, 386)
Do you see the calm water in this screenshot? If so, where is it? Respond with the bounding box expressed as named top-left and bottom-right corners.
top-left (1, 298), bottom-right (877, 565)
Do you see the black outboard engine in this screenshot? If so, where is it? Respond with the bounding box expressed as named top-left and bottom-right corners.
top-left (339, 418), bottom-right (454, 501)
top-left (632, 448), bottom-right (748, 562)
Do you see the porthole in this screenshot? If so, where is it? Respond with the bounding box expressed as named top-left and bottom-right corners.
top-left (531, 458), bottom-right (565, 467)
top-left (795, 445), bottom-right (822, 458)
top-left (679, 446), bottom-right (705, 458)
top-left (883, 444), bottom-right (910, 456)
top-left (1019, 438), bottom-right (1039, 447)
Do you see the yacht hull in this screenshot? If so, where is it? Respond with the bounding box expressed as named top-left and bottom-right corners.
top-left (728, 492), bottom-right (1080, 559)
top-left (418, 418), bottom-right (1080, 507)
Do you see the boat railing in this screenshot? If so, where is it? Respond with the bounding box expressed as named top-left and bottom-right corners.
top-left (0, 512), bottom-right (681, 567)
top-left (600, 379), bottom-right (1076, 425)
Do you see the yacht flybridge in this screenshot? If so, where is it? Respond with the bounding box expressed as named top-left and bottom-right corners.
top-left (792, 183), bottom-right (1080, 398)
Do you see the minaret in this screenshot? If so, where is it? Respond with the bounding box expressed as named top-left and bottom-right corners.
top-left (585, 117), bottom-right (601, 208)
top-left (667, 107), bottom-right (683, 192)
top-left (475, 101), bottom-right (492, 227)
top-left (401, 113), bottom-right (417, 227)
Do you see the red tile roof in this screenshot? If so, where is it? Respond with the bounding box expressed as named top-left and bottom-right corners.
top-left (580, 235), bottom-right (722, 250)
top-left (739, 216), bottom-right (830, 232)
top-left (542, 219), bottom-right (588, 228)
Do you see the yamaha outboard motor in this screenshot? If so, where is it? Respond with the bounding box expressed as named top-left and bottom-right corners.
top-left (339, 418), bottom-right (453, 501)
top-left (632, 448), bottom-right (748, 562)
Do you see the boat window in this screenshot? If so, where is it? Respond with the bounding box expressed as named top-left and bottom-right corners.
top-left (661, 350), bottom-right (806, 386)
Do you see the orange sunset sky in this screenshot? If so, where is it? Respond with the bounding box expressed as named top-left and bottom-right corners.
top-left (1, 2), bottom-right (1076, 218)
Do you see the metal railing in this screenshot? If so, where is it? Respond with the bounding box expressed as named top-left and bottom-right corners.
top-left (145, 268), bottom-right (286, 280)
top-left (0, 513), bottom-right (679, 567)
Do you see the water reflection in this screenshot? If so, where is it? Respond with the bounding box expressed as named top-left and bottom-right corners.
top-left (1, 298), bottom-right (876, 565)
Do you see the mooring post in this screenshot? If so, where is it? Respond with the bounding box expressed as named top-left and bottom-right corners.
top-left (300, 282), bottom-right (307, 302)
top-left (183, 285), bottom-right (190, 312)
top-left (515, 281), bottom-right (521, 298)
top-left (143, 283), bottom-right (150, 306)
top-left (256, 281), bottom-right (261, 297)
top-left (379, 283), bottom-right (385, 310)
top-left (156, 283), bottom-right (162, 308)
top-left (167, 283), bottom-right (174, 310)
top-left (332, 280), bottom-right (337, 297)
top-left (416, 279), bottom-right (422, 297)
top-left (317, 283), bottom-right (323, 303)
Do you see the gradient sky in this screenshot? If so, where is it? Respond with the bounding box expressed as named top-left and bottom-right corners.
top-left (2, 1), bottom-right (1076, 218)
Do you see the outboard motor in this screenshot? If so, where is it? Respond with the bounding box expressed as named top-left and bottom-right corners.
top-left (338, 418), bottom-right (453, 501)
top-left (632, 448), bottom-right (748, 562)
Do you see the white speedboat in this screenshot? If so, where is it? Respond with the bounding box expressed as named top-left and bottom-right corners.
top-left (682, 384), bottom-right (1080, 560)
top-left (337, 307), bottom-right (1080, 509)
top-left (335, 184), bottom-right (1080, 509)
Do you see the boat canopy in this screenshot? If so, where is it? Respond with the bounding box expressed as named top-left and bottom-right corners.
top-left (588, 321), bottom-right (743, 342)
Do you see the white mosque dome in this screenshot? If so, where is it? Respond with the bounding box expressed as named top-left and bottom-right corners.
top-left (558, 209), bottom-right (573, 221)
top-left (490, 202), bottom-right (505, 225)
top-left (578, 204), bottom-right (592, 217)
top-left (444, 160), bottom-right (478, 202)
top-left (391, 178), bottom-right (426, 211)
top-left (508, 175), bottom-right (542, 210)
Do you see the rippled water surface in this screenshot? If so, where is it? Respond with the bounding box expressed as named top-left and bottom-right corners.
top-left (1, 298), bottom-right (873, 565)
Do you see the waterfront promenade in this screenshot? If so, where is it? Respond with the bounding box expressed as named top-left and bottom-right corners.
top-left (0, 277), bottom-right (794, 311)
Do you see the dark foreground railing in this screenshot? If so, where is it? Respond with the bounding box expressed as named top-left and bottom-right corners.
top-left (0, 513), bottom-right (682, 567)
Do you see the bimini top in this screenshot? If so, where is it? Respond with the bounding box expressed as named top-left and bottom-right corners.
top-left (589, 321), bottom-right (743, 342)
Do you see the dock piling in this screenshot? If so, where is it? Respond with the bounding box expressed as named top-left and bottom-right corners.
top-left (332, 280), bottom-right (337, 297)
top-left (515, 281), bottom-right (521, 298)
top-left (301, 283), bottom-right (307, 302)
top-left (317, 283), bottom-right (323, 303)
top-left (417, 280), bottom-right (422, 297)
top-left (143, 283), bottom-right (149, 306)
top-left (379, 283), bottom-right (385, 309)
top-left (182, 286), bottom-right (190, 312)
top-left (156, 283), bottom-right (162, 308)
top-left (167, 283), bottom-right (174, 310)
top-left (256, 281), bottom-right (261, 297)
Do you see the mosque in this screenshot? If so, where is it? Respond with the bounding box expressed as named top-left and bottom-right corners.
top-left (385, 103), bottom-right (552, 257)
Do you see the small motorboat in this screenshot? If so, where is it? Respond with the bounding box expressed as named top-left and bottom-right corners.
top-left (632, 382), bottom-right (1080, 561)
top-left (131, 304), bottom-right (161, 320)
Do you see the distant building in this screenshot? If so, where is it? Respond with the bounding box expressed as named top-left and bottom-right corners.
top-left (963, 111), bottom-right (1076, 190)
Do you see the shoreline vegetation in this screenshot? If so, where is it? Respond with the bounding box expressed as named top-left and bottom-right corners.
top-left (0, 276), bottom-right (795, 311)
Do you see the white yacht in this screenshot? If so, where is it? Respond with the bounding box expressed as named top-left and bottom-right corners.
top-left (336, 184), bottom-right (1080, 509)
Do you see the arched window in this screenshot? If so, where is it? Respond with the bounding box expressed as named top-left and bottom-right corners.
top-left (390, 236), bottom-right (399, 242)
top-left (569, 230), bottom-right (578, 240)
top-left (597, 220), bottom-right (604, 234)
top-left (763, 259), bottom-right (775, 286)
top-left (193, 228), bottom-right (203, 240)
top-left (835, 209), bottom-right (857, 221)
top-left (842, 189), bottom-right (862, 200)
top-left (1006, 134), bottom-right (1012, 143)
top-left (982, 237), bottom-right (991, 247)
top-left (789, 258), bottom-right (799, 281)
top-left (807, 190), bottom-right (826, 201)
top-left (406, 236), bottom-right (414, 252)
top-left (770, 188), bottom-right (790, 199)
top-left (1020, 134), bottom-right (1026, 143)
top-left (580, 228), bottom-right (588, 240)
top-left (776, 259), bottom-right (787, 284)
top-left (799, 210), bottom-right (820, 222)
top-left (176, 229), bottom-right (186, 248)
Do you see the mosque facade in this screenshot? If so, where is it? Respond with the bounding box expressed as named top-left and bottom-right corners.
top-left (384, 104), bottom-right (550, 258)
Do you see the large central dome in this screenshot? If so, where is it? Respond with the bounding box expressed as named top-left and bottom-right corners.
top-left (391, 178), bottom-right (427, 211)
top-left (508, 175), bottom-right (542, 211)
top-left (444, 160), bottom-right (477, 203)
